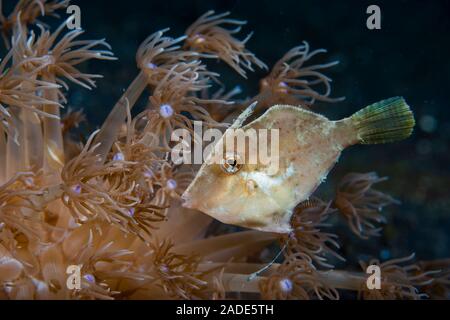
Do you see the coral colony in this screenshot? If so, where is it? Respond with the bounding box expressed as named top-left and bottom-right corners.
top-left (0, 1), bottom-right (448, 300)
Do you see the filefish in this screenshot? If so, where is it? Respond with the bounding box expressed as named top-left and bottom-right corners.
top-left (181, 97), bottom-right (415, 233)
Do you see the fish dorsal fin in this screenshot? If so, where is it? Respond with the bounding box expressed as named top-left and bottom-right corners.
top-left (229, 101), bottom-right (258, 129)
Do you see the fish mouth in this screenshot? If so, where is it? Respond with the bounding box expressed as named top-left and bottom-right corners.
top-left (180, 190), bottom-right (194, 209)
top-left (181, 190), bottom-right (208, 213)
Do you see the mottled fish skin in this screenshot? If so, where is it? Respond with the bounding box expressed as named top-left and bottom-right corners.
top-left (182, 97), bottom-right (414, 234)
top-left (182, 105), bottom-right (355, 233)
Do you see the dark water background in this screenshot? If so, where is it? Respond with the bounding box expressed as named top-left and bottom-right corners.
top-left (5, 0), bottom-right (449, 266)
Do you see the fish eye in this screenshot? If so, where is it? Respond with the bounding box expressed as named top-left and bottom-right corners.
top-left (221, 153), bottom-right (242, 174)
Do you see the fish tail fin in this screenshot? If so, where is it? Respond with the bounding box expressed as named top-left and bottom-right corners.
top-left (351, 97), bottom-right (415, 144)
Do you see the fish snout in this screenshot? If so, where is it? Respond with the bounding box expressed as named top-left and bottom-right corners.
top-left (181, 189), bottom-right (199, 209)
top-left (180, 190), bottom-right (192, 208)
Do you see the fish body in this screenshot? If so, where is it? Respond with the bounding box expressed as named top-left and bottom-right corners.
top-left (182, 97), bottom-right (415, 233)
